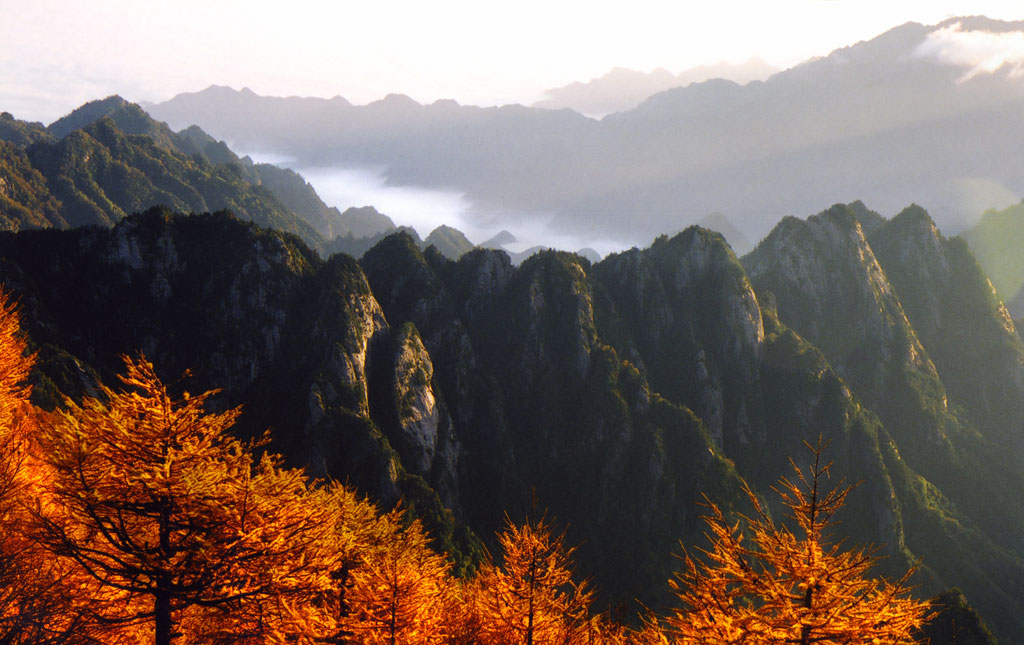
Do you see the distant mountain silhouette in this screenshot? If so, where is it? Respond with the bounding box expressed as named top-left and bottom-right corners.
top-left (697, 212), bottom-right (752, 255)
top-left (533, 59), bottom-right (778, 116)
top-left (147, 18), bottom-right (1024, 255)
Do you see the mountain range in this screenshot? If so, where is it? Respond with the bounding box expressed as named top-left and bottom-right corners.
top-left (5, 39), bottom-right (1024, 637)
top-left (0, 194), bottom-right (1018, 638)
top-left (0, 100), bottom-right (532, 262)
top-left (145, 17), bottom-right (1024, 253)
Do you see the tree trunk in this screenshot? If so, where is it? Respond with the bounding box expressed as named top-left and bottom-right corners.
top-left (156, 500), bottom-right (173, 645)
top-left (155, 588), bottom-right (171, 645)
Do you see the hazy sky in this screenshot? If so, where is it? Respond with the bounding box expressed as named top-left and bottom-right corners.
top-left (2, 0), bottom-right (1022, 124)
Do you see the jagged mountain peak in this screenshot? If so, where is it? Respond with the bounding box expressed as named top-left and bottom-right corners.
top-left (4, 108), bottom-right (324, 242)
top-left (881, 204), bottom-right (945, 251)
top-left (360, 230), bottom-right (450, 329)
top-left (741, 204), bottom-right (1024, 604)
top-left (48, 97), bottom-right (213, 165)
top-left (743, 203), bottom-right (943, 420)
top-left (869, 205), bottom-right (1024, 450)
top-left (845, 200), bottom-right (886, 235)
top-left (337, 206), bottom-right (395, 238)
top-left (479, 230), bottom-right (517, 248)
top-left (744, 204), bottom-right (877, 280)
top-left (747, 203), bottom-right (879, 286)
top-left (594, 225), bottom-right (765, 450)
top-left (656, 223), bottom-right (729, 249)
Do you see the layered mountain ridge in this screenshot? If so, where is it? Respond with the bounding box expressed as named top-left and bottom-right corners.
top-left (1, 100), bottom-right (590, 264)
top-left (145, 18), bottom-right (1024, 249)
top-left (0, 201), bottom-right (1022, 638)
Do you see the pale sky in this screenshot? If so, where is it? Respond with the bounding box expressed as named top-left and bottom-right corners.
top-left (2, 1), bottom-right (1022, 124)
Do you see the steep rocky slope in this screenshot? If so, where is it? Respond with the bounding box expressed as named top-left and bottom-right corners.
top-left (869, 206), bottom-right (1024, 450)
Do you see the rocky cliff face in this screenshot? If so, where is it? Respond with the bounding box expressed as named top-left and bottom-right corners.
top-left (594, 228), bottom-right (764, 453)
top-left (5, 209), bottom-right (1024, 637)
top-left (743, 205), bottom-right (943, 416)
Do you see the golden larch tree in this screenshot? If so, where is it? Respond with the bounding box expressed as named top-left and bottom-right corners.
top-left (224, 483), bottom-right (453, 645)
top-left (0, 289), bottom-right (102, 643)
top-left (341, 509), bottom-right (453, 644)
top-left (34, 354), bottom-right (341, 645)
top-left (667, 437), bottom-right (929, 643)
top-left (471, 515), bottom-right (593, 645)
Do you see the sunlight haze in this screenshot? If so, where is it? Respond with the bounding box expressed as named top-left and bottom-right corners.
top-left (3, 0), bottom-right (1022, 123)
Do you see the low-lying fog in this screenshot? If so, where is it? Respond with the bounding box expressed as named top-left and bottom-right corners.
top-left (246, 151), bottom-right (629, 258)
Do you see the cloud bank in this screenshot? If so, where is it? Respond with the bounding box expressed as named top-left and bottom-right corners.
top-left (915, 22), bottom-right (1024, 79)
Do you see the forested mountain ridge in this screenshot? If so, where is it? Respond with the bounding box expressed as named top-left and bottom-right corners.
top-left (1, 99), bottom-right (539, 265)
top-left (0, 98), bottom-right (414, 250)
top-left (0, 204), bottom-right (1019, 639)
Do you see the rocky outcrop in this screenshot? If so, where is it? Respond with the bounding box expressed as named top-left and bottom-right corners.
top-left (370, 321), bottom-right (461, 510)
top-left (390, 323), bottom-right (443, 474)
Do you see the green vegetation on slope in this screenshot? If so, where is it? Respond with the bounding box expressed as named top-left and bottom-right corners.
top-left (962, 201), bottom-right (1024, 316)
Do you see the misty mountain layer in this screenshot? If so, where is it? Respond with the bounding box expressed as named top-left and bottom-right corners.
top-left (147, 17), bottom-right (1024, 251)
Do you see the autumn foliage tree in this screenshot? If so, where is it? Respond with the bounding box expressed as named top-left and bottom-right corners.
top-left (34, 355), bottom-right (341, 645)
top-left (471, 515), bottom-right (595, 645)
top-left (341, 510), bottom-right (454, 644)
top-left (666, 438), bottom-right (929, 644)
top-left (0, 290), bottom-right (99, 643)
